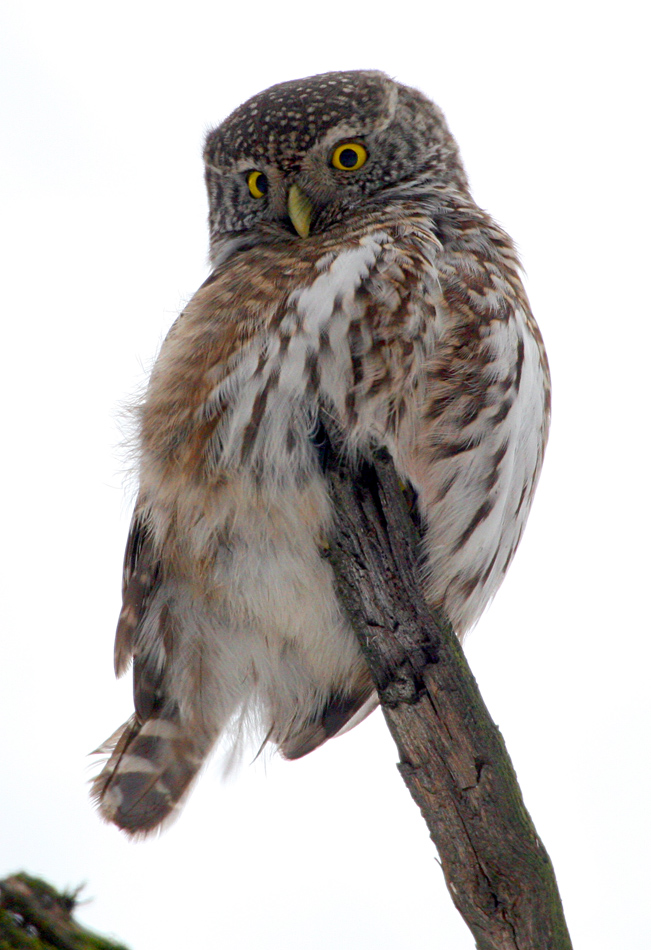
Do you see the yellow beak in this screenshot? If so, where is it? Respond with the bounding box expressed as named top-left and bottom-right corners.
top-left (287, 184), bottom-right (312, 238)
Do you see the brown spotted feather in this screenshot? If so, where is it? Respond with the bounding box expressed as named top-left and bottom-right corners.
top-left (93, 70), bottom-right (549, 835)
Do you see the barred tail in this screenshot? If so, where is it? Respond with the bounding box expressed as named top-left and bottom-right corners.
top-left (91, 707), bottom-right (210, 835)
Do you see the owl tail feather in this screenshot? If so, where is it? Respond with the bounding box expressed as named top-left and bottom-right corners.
top-left (279, 687), bottom-right (378, 760)
top-left (91, 707), bottom-right (210, 836)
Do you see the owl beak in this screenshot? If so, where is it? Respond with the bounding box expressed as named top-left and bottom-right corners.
top-left (287, 184), bottom-right (312, 238)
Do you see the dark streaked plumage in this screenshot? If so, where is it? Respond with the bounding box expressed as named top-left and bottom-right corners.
top-left (92, 71), bottom-right (550, 835)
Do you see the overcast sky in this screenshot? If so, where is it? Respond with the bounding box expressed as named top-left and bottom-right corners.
top-left (1, 1), bottom-right (649, 948)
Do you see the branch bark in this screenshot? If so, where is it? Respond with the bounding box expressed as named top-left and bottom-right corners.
top-left (319, 417), bottom-right (573, 950)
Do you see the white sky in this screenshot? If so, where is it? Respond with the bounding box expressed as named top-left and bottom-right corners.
top-left (1, 1), bottom-right (649, 948)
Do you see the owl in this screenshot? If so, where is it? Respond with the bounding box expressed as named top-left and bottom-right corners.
top-left (92, 70), bottom-right (550, 835)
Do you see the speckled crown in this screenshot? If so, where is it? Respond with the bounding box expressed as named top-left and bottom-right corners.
top-left (204, 71), bottom-right (397, 168)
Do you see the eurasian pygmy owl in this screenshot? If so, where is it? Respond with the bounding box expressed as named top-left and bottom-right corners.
top-left (93, 70), bottom-right (550, 835)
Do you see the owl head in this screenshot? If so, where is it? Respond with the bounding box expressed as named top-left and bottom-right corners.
top-left (203, 70), bottom-right (469, 259)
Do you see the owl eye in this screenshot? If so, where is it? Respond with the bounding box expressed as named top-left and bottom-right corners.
top-left (331, 142), bottom-right (368, 171)
top-left (247, 170), bottom-right (268, 198)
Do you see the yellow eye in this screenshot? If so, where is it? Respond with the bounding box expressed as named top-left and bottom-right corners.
top-left (331, 142), bottom-right (368, 171)
top-left (247, 170), bottom-right (268, 198)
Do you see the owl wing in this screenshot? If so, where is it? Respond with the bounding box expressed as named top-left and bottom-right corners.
top-left (113, 500), bottom-right (166, 718)
top-left (93, 502), bottom-right (202, 835)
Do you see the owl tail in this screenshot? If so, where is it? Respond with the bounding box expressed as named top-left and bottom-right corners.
top-left (91, 706), bottom-right (210, 835)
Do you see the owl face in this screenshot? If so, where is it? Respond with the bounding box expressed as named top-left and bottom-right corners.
top-left (203, 70), bottom-right (469, 246)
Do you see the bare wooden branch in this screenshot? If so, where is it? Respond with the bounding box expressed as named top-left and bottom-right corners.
top-left (319, 416), bottom-right (573, 950)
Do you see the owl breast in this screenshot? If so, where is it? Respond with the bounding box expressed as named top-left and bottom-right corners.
top-left (200, 228), bottom-right (438, 479)
top-left (140, 211), bottom-right (548, 648)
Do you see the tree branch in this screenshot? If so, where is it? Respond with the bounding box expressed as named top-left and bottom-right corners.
top-left (319, 416), bottom-right (573, 950)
